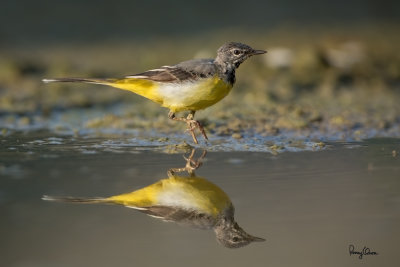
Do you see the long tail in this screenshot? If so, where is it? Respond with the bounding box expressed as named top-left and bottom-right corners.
top-left (42, 77), bottom-right (115, 85)
top-left (42, 77), bottom-right (161, 103)
top-left (42, 195), bottom-right (109, 204)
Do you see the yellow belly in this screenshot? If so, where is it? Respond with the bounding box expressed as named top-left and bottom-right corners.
top-left (157, 76), bottom-right (233, 112)
top-left (109, 76), bottom-right (232, 112)
top-left (106, 176), bottom-right (231, 217)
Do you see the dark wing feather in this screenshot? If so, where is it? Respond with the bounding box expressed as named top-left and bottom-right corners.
top-left (138, 205), bottom-right (216, 229)
top-left (125, 59), bottom-right (217, 83)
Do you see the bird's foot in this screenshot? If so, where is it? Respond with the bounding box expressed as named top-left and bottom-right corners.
top-left (168, 111), bottom-right (208, 144)
top-left (185, 119), bottom-right (208, 144)
top-left (168, 149), bottom-right (207, 177)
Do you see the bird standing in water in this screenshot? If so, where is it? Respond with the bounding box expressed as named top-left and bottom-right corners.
top-left (43, 42), bottom-right (266, 144)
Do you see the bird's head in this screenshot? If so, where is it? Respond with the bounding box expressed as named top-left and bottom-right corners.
top-left (214, 220), bottom-right (265, 248)
top-left (216, 42), bottom-right (267, 69)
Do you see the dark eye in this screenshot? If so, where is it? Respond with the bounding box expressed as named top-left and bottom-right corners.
top-left (232, 237), bottom-right (239, 242)
top-left (233, 49), bottom-right (241, 55)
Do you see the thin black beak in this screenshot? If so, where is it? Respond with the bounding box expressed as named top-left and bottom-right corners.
top-left (250, 49), bottom-right (267, 56)
top-left (251, 236), bottom-right (266, 242)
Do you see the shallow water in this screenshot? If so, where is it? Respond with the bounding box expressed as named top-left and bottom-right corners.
top-left (1, 133), bottom-right (399, 267)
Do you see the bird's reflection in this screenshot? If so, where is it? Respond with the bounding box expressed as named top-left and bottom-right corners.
top-left (43, 149), bottom-right (265, 248)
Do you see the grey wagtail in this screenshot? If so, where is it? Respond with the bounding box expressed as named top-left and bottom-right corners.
top-left (42, 150), bottom-right (265, 248)
top-left (43, 42), bottom-right (266, 144)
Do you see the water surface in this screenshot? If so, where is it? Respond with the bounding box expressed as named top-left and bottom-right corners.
top-left (1, 134), bottom-right (399, 267)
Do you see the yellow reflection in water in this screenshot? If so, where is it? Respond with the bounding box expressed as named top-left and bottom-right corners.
top-left (43, 150), bottom-right (264, 248)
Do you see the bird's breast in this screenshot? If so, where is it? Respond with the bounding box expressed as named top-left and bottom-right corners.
top-left (157, 76), bottom-right (233, 112)
top-left (155, 177), bottom-right (231, 217)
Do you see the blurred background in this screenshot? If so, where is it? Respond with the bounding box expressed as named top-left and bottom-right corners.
top-left (1, 0), bottom-right (400, 44)
top-left (1, 0), bottom-right (400, 140)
